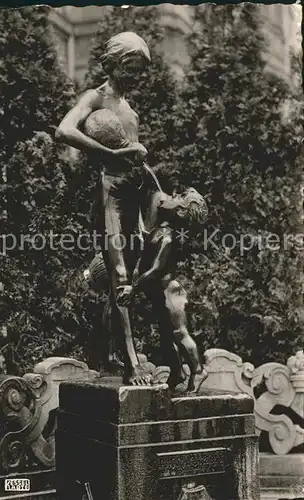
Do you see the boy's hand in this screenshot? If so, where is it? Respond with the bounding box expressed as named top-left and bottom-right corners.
top-left (117, 285), bottom-right (134, 307)
top-left (133, 143), bottom-right (148, 164)
top-left (115, 143), bottom-right (148, 165)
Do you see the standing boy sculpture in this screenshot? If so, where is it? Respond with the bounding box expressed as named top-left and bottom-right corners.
top-left (56, 32), bottom-right (155, 386)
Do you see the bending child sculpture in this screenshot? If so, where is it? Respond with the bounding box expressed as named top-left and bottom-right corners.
top-left (117, 185), bottom-right (209, 392)
top-left (56, 32), bottom-right (155, 386)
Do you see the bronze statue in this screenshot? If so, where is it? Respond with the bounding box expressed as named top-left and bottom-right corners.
top-left (117, 184), bottom-right (209, 392)
top-left (56, 31), bottom-right (208, 391)
top-left (56, 32), bottom-right (156, 386)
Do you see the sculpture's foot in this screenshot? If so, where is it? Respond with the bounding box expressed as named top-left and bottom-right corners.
top-left (188, 368), bottom-right (209, 393)
top-left (123, 364), bottom-right (153, 386)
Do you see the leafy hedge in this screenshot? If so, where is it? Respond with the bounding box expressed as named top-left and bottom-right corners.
top-left (0, 6), bottom-right (91, 374)
top-left (164, 4), bottom-right (304, 365)
top-left (1, 4), bottom-right (302, 374)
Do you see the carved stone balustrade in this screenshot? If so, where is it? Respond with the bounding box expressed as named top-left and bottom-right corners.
top-left (0, 357), bottom-right (98, 475)
top-left (0, 348), bottom-right (303, 481)
top-left (202, 348), bottom-right (304, 455)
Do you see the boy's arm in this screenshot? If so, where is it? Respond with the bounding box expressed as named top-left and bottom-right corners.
top-left (133, 233), bottom-right (172, 290)
top-left (55, 90), bottom-right (115, 156)
top-left (55, 89), bottom-right (147, 162)
top-left (116, 231), bottom-right (172, 307)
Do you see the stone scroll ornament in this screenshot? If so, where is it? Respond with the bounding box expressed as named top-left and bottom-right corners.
top-left (0, 375), bottom-right (42, 474)
top-left (0, 358), bottom-right (98, 473)
top-left (202, 348), bottom-right (304, 455)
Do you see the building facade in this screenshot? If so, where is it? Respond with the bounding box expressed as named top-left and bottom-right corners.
top-left (49, 4), bottom-right (301, 85)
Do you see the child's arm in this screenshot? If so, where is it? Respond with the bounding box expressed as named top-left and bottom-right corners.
top-left (55, 90), bottom-right (117, 157)
top-left (117, 230), bottom-right (172, 307)
top-left (55, 89), bottom-right (147, 163)
top-left (133, 233), bottom-right (172, 290)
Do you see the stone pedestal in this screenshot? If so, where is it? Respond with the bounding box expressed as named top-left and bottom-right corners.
top-left (56, 377), bottom-right (260, 500)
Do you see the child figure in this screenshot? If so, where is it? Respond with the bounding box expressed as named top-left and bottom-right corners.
top-left (56, 32), bottom-right (156, 386)
top-left (117, 186), bottom-right (209, 392)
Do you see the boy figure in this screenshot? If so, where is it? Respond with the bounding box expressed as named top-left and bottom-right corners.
top-left (56, 32), bottom-right (155, 386)
top-left (117, 186), bottom-right (209, 391)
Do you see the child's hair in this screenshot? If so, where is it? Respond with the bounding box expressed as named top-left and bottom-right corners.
top-left (177, 188), bottom-right (208, 226)
top-left (101, 32), bottom-right (151, 74)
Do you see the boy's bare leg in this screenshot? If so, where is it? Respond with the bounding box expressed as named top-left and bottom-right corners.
top-left (106, 234), bottom-right (151, 385)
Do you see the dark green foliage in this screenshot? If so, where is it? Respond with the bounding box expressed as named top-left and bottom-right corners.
top-left (0, 6), bottom-right (74, 233)
top-left (1, 4), bottom-right (302, 375)
top-left (166, 4), bottom-right (304, 366)
top-left (0, 6), bottom-right (91, 374)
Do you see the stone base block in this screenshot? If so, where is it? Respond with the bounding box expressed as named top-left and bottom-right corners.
top-left (55, 378), bottom-right (260, 500)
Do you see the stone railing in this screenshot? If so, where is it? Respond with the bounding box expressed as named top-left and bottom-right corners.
top-left (0, 357), bottom-right (98, 475)
top-left (203, 348), bottom-right (304, 456)
top-left (0, 349), bottom-right (303, 477)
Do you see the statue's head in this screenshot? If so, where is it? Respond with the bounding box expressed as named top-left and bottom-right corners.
top-left (101, 32), bottom-right (151, 89)
top-left (159, 187), bottom-right (208, 228)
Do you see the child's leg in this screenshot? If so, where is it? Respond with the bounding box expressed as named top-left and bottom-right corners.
top-left (164, 280), bottom-right (206, 391)
top-left (144, 284), bottom-right (185, 388)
